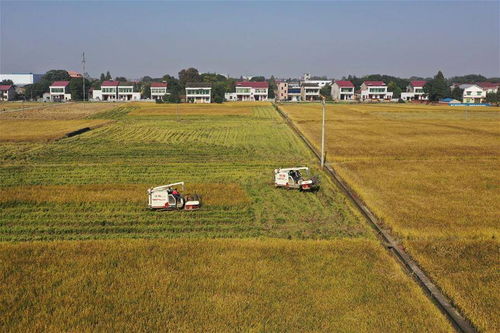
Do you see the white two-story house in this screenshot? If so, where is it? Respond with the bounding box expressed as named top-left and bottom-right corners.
top-left (331, 81), bottom-right (355, 101)
top-left (235, 81), bottom-right (269, 101)
top-left (360, 81), bottom-right (392, 101)
top-left (301, 82), bottom-right (321, 101)
top-left (49, 81), bottom-right (71, 102)
top-left (93, 81), bottom-right (140, 101)
top-left (186, 82), bottom-right (211, 103)
top-left (401, 81), bottom-right (428, 101)
top-left (0, 85), bottom-right (15, 101)
top-left (462, 85), bottom-right (486, 104)
top-left (150, 82), bottom-right (168, 100)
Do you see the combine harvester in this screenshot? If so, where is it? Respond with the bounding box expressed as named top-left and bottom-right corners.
top-left (274, 167), bottom-right (319, 191)
top-left (147, 182), bottom-right (201, 211)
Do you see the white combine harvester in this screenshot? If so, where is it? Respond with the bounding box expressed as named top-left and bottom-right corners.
top-left (147, 182), bottom-right (201, 211)
top-left (274, 167), bottom-right (319, 191)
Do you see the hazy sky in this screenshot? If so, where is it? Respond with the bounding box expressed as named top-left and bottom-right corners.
top-left (1, 0), bottom-right (499, 80)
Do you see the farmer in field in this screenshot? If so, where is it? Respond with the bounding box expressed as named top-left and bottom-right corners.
top-left (172, 188), bottom-right (180, 201)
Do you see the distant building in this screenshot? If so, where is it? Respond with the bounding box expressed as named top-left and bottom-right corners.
top-left (235, 81), bottom-right (269, 101)
top-left (150, 82), bottom-right (168, 100)
top-left (186, 82), bottom-right (211, 103)
top-left (301, 82), bottom-right (321, 101)
top-left (0, 85), bottom-right (15, 101)
top-left (462, 85), bottom-right (486, 103)
top-left (67, 71), bottom-right (83, 79)
top-left (401, 80), bottom-right (428, 101)
top-left (276, 81), bottom-right (302, 102)
top-left (331, 81), bottom-right (355, 101)
top-left (302, 74), bottom-right (332, 87)
top-left (92, 81), bottom-right (140, 101)
top-left (225, 92), bottom-right (237, 101)
top-left (49, 81), bottom-right (71, 102)
top-left (0, 73), bottom-right (43, 86)
top-left (476, 82), bottom-right (499, 94)
top-left (360, 81), bottom-right (392, 101)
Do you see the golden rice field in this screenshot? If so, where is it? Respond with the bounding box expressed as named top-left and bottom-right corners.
top-left (128, 101), bottom-right (258, 116)
top-left (0, 119), bottom-right (111, 142)
top-left (0, 239), bottom-right (451, 332)
top-left (0, 101), bottom-right (454, 330)
top-left (0, 102), bottom-right (123, 120)
top-left (280, 102), bottom-right (500, 332)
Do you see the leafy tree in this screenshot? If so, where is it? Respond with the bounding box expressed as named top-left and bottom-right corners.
top-left (450, 87), bottom-right (464, 101)
top-left (319, 84), bottom-right (332, 100)
top-left (100, 73), bottom-right (106, 81)
top-left (485, 92), bottom-right (498, 106)
top-left (0, 79), bottom-right (14, 85)
top-left (69, 78), bottom-right (90, 101)
top-left (200, 73), bottom-right (227, 83)
top-left (142, 76), bottom-right (153, 83)
top-left (115, 76), bottom-right (127, 82)
top-left (178, 67), bottom-right (200, 88)
top-left (105, 71), bottom-right (112, 80)
top-left (43, 70), bottom-right (71, 82)
top-left (142, 83), bottom-right (151, 99)
top-left (250, 76), bottom-right (266, 82)
top-left (387, 81), bottom-right (402, 99)
top-left (424, 71), bottom-right (450, 102)
top-left (448, 74), bottom-right (487, 85)
top-left (212, 82), bottom-right (226, 103)
top-left (268, 75), bottom-right (277, 99)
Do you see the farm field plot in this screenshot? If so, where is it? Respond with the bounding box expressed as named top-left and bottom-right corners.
top-left (0, 102), bottom-right (369, 240)
top-left (280, 102), bottom-right (500, 331)
top-left (0, 102), bottom-right (124, 120)
top-left (0, 119), bottom-right (111, 142)
top-left (0, 102), bottom-right (453, 331)
top-left (0, 239), bottom-right (451, 332)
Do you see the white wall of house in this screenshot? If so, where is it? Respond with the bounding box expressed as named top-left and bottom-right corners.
top-left (463, 85), bottom-right (485, 103)
top-left (360, 83), bottom-right (392, 100)
top-left (186, 88), bottom-right (211, 103)
top-left (225, 92), bottom-right (237, 101)
top-left (331, 84), bottom-right (354, 101)
top-left (151, 87), bottom-right (168, 100)
top-left (0, 87), bottom-right (15, 101)
top-left (235, 86), bottom-right (268, 101)
top-left (49, 86), bottom-right (71, 102)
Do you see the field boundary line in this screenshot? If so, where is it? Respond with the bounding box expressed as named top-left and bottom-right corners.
top-left (273, 103), bottom-right (477, 333)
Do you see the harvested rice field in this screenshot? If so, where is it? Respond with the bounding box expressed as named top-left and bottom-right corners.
top-left (0, 102), bottom-right (454, 331)
top-left (280, 102), bottom-right (500, 332)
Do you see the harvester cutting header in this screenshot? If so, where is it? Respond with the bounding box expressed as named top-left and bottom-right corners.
top-left (274, 167), bottom-right (319, 191)
top-left (148, 182), bottom-right (201, 211)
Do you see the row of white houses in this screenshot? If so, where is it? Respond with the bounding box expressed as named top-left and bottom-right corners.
top-left (45, 79), bottom-right (499, 103)
top-left (46, 80), bottom-right (269, 103)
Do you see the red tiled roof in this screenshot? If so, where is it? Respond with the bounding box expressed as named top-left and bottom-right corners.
top-left (236, 81), bottom-right (269, 88)
top-left (51, 81), bottom-right (70, 87)
top-left (410, 80), bottom-right (426, 87)
top-left (476, 82), bottom-right (499, 89)
top-left (67, 70), bottom-right (82, 78)
top-left (101, 81), bottom-right (120, 86)
top-left (0, 85), bottom-right (13, 91)
top-left (363, 81), bottom-right (386, 86)
top-left (151, 82), bottom-right (168, 87)
top-left (335, 80), bottom-right (354, 88)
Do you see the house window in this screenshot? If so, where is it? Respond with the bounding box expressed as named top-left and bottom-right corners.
top-left (51, 88), bottom-right (64, 93)
top-left (467, 91), bottom-right (471, 95)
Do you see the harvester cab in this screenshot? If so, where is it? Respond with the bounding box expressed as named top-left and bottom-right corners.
top-left (147, 182), bottom-right (201, 211)
top-left (274, 167), bottom-right (319, 191)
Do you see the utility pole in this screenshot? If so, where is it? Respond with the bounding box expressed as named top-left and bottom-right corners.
top-left (321, 96), bottom-right (326, 169)
top-left (82, 52), bottom-right (86, 102)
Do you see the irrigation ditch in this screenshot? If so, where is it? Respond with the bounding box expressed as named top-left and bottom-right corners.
top-left (272, 103), bottom-right (476, 333)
